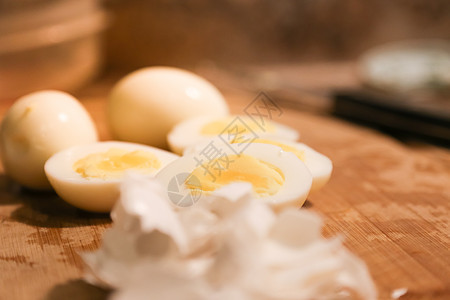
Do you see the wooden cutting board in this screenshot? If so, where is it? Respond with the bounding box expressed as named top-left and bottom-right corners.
top-left (0, 89), bottom-right (449, 300)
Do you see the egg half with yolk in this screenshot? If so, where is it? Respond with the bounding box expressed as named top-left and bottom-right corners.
top-left (44, 141), bottom-right (179, 212)
top-left (185, 137), bottom-right (332, 192)
top-left (167, 115), bottom-right (299, 155)
top-left (156, 142), bottom-right (312, 210)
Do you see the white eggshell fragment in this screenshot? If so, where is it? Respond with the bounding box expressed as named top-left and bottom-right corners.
top-left (108, 67), bottom-right (229, 149)
top-left (82, 174), bottom-right (377, 300)
top-left (0, 90), bottom-right (98, 189)
top-left (44, 141), bottom-right (179, 212)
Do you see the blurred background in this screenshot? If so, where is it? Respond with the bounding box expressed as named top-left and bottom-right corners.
top-left (1, 0), bottom-right (449, 143)
top-left (104, 0), bottom-right (450, 67)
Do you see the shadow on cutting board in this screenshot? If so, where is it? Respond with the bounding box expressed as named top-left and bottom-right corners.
top-left (0, 174), bottom-right (111, 228)
top-left (9, 195), bottom-right (111, 228)
top-left (46, 279), bottom-right (111, 300)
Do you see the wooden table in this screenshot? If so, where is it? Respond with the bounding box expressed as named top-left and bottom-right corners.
top-left (0, 68), bottom-right (449, 300)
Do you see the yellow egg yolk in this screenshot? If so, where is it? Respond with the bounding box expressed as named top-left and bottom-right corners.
top-left (185, 154), bottom-right (284, 197)
top-left (73, 148), bottom-right (161, 179)
top-left (200, 117), bottom-right (275, 136)
top-left (248, 139), bottom-right (305, 161)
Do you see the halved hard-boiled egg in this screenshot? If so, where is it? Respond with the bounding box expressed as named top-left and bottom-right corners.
top-left (45, 141), bottom-right (179, 212)
top-left (167, 115), bottom-right (299, 155)
top-left (185, 138), bottom-right (332, 192)
top-left (156, 142), bottom-right (312, 210)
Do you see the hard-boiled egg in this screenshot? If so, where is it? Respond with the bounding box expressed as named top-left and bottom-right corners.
top-left (167, 115), bottom-right (299, 155)
top-left (156, 142), bottom-right (312, 210)
top-left (185, 138), bottom-right (332, 192)
top-left (0, 90), bottom-right (98, 189)
top-left (44, 141), bottom-right (179, 212)
top-left (108, 67), bottom-right (229, 149)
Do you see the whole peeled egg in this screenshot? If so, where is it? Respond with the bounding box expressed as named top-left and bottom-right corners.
top-left (0, 90), bottom-right (98, 189)
top-left (107, 67), bottom-right (229, 149)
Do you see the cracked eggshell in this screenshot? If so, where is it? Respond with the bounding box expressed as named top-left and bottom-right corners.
top-left (44, 141), bottom-right (179, 212)
top-left (83, 175), bottom-right (377, 300)
top-left (0, 90), bottom-right (98, 189)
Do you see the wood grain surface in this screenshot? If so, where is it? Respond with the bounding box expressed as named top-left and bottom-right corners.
top-left (0, 85), bottom-right (449, 300)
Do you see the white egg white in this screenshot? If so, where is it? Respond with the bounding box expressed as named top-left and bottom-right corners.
top-left (280, 141), bottom-right (332, 192)
top-left (185, 138), bottom-right (332, 192)
top-left (44, 141), bottom-right (179, 212)
top-left (156, 142), bottom-right (312, 211)
top-left (167, 115), bottom-right (299, 155)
